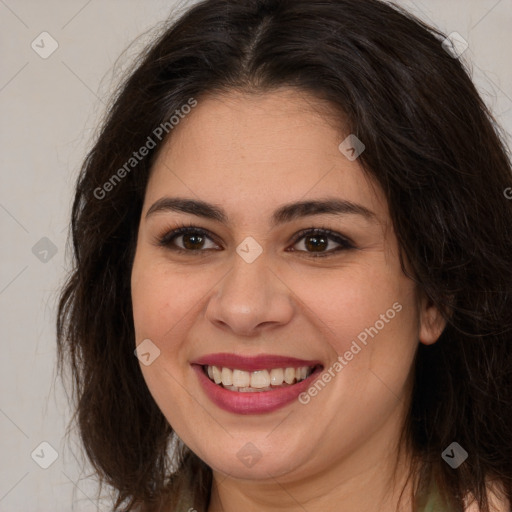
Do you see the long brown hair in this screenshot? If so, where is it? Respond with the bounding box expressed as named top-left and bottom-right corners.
top-left (57, 0), bottom-right (512, 510)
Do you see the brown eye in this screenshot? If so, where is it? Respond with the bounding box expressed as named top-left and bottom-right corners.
top-left (158, 227), bottom-right (220, 253)
top-left (303, 234), bottom-right (329, 252)
top-left (181, 232), bottom-right (206, 250)
top-left (157, 226), bottom-right (354, 258)
top-left (290, 228), bottom-right (354, 257)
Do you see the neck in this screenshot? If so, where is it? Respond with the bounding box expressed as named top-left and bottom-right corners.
top-left (207, 414), bottom-right (416, 512)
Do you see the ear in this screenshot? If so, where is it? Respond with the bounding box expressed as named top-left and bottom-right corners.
top-left (418, 294), bottom-right (447, 345)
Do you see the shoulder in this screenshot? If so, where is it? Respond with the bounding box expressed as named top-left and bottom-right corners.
top-left (464, 480), bottom-right (510, 512)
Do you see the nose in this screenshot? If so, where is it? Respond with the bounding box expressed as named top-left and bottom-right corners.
top-left (205, 252), bottom-right (295, 337)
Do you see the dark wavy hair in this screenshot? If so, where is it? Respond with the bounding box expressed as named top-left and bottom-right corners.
top-left (56, 0), bottom-right (512, 510)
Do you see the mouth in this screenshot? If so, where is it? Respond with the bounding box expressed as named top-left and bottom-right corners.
top-left (190, 354), bottom-right (324, 414)
top-left (202, 364), bottom-right (318, 392)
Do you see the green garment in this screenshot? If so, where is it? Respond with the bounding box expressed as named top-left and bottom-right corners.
top-left (419, 481), bottom-right (455, 512)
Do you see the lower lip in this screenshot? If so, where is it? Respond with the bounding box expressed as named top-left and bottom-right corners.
top-left (192, 364), bottom-right (323, 415)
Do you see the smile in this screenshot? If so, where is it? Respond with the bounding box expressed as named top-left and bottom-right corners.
top-left (204, 365), bottom-right (314, 391)
top-left (191, 353), bottom-right (324, 414)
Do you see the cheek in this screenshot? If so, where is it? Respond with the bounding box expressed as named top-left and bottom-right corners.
top-left (281, 261), bottom-right (420, 415)
top-left (279, 261), bottom-right (418, 355)
top-left (131, 254), bottom-right (213, 343)
top-left (130, 254), bottom-right (208, 428)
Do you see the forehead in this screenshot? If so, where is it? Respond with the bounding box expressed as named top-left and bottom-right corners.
top-left (144, 89), bottom-right (389, 225)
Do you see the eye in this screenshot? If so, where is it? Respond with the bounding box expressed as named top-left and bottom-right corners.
top-left (156, 224), bottom-right (355, 257)
top-left (157, 225), bottom-right (220, 254)
top-left (288, 228), bottom-right (354, 257)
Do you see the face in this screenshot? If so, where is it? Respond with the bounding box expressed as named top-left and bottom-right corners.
top-left (130, 89), bottom-right (444, 483)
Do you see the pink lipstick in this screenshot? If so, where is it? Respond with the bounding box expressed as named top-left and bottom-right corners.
top-left (191, 353), bottom-right (323, 415)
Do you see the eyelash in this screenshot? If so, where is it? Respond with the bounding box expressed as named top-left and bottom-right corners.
top-left (156, 224), bottom-right (355, 258)
top-left (155, 222), bottom-right (355, 258)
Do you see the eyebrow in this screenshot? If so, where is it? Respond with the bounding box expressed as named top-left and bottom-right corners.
top-left (145, 197), bottom-right (377, 226)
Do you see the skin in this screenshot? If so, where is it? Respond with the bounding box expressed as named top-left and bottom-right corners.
top-left (130, 88), bottom-right (448, 512)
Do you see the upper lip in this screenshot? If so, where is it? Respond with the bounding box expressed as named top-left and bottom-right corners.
top-left (191, 353), bottom-right (323, 372)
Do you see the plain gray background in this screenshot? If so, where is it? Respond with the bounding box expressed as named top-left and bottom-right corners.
top-left (1, 1), bottom-right (511, 510)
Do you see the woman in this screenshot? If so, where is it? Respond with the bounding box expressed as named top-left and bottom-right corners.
top-left (56, 0), bottom-right (512, 510)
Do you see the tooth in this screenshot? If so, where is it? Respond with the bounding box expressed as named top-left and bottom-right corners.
top-left (232, 369), bottom-right (251, 387)
top-left (269, 368), bottom-right (284, 386)
top-left (212, 365), bottom-right (222, 384)
top-left (208, 365), bottom-right (315, 388)
top-left (284, 367), bottom-right (296, 384)
top-left (221, 367), bottom-right (233, 386)
top-left (250, 370), bottom-right (270, 388)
